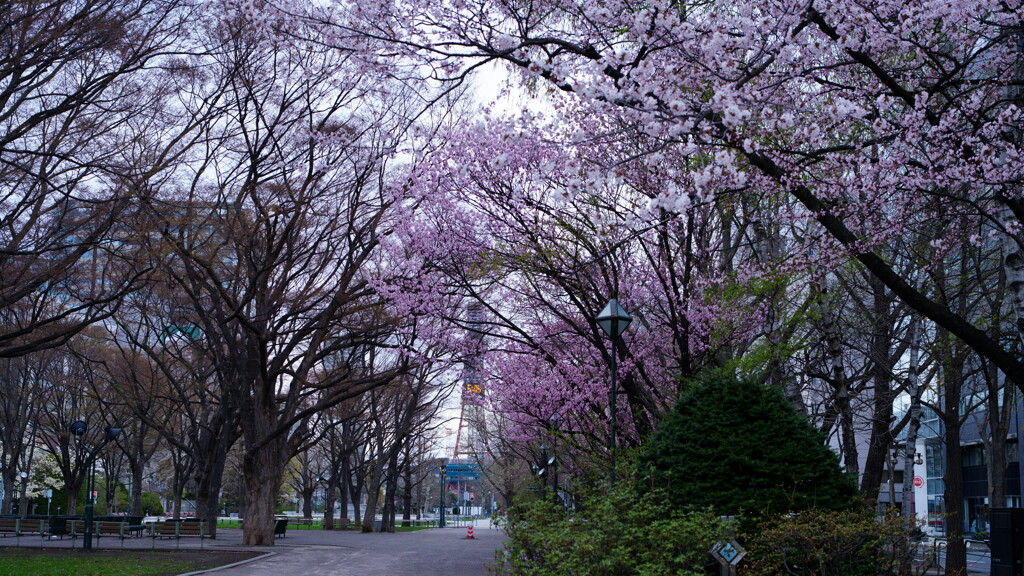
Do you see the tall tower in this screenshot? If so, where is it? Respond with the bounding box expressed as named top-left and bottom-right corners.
top-left (453, 303), bottom-right (486, 461)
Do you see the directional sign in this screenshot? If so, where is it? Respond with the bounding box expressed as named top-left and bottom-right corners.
top-left (443, 463), bottom-right (481, 480)
top-left (711, 539), bottom-right (746, 567)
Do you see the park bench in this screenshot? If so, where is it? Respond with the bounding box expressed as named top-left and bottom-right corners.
top-left (288, 517), bottom-right (321, 530)
top-left (150, 520), bottom-right (206, 549)
top-left (92, 520), bottom-right (135, 548)
top-left (0, 517), bottom-right (49, 545)
top-left (58, 519), bottom-right (139, 548)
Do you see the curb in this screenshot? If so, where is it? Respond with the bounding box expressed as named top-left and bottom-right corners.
top-left (177, 552), bottom-right (276, 576)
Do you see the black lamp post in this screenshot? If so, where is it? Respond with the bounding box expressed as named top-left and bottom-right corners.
top-left (538, 445), bottom-right (549, 498)
top-left (596, 298), bottom-right (632, 486)
top-left (889, 448), bottom-right (899, 513)
top-left (439, 464), bottom-right (447, 528)
top-left (549, 414), bottom-right (561, 508)
top-left (70, 420), bottom-right (122, 551)
top-left (17, 472), bottom-right (28, 516)
top-left (318, 473), bottom-right (330, 516)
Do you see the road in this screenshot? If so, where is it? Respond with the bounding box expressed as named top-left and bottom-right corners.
top-left (927, 544), bottom-right (992, 574)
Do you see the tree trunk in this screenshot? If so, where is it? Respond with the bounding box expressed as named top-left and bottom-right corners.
top-left (940, 327), bottom-right (967, 576)
top-left (323, 482), bottom-right (336, 530)
top-left (361, 464), bottom-right (383, 532)
top-left (1003, 190), bottom-right (1024, 351)
top-left (131, 462), bottom-right (145, 516)
top-left (240, 438), bottom-right (289, 546)
top-left (172, 473), bottom-right (183, 520)
top-left (1, 471), bottom-right (14, 514)
top-left (194, 451), bottom-right (229, 539)
top-left (821, 279), bottom-right (859, 480)
top-left (943, 398), bottom-right (966, 576)
top-left (382, 451), bottom-right (399, 532)
top-left (340, 457), bottom-right (351, 524)
top-left (980, 360), bottom-right (1013, 515)
top-left (350, 461), bottom-right (364, 525)
top-left (859, 275), bottom-right (896, 504)
top-left (402, 448), bottom-right (413, 527)
top-left (302, 488), bottom-right (313, 520)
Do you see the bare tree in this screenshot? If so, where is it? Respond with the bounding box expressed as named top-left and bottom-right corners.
top-left (0, 0), bottom-right (196, 357)
top-left (0, 353), bottom-right (48, 513)
top-left (135, 9), bottom-right (427, 544)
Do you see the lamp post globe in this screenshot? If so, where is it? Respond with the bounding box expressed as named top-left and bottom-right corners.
top-left (595, 298), bottom-right (631, 486)
top-left (596, 298), bottom-right (632, 340)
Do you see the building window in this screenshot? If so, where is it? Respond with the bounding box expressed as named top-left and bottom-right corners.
top-left (965, 497), bottom-right (989, 536)
top-left (925, 441), bottom-right (945, 536)
top-left (926, 442), bottom-right (944, 478)
top-left (962, 445), bottom-right (985, 468)
top-left (928, 496), bottom-right (946, 536)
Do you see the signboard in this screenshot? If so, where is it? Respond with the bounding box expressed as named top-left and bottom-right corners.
top-left (913, 476), bottom-right (924, 488)
top-left (443, 463), bottom-right (481, 480)
top-left (711, 539), bottom-right (746, 575)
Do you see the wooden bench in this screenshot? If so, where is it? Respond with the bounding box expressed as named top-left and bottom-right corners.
top-left (0, 518), bottom-right (49, 544)
top-left (92, 520), bottom-right (133, 547)
top-left (150, 521), bottom-right (206, 549)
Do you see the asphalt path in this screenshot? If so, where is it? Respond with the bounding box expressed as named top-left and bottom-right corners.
top-left (0, 520), bottom-right (507, 576)
top-left (207, 523), bottom-right (506, 576)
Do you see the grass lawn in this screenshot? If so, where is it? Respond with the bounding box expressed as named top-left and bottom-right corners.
top-left (0, 548), bottom-right (263, 576)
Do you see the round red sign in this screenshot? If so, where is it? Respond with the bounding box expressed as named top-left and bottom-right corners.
top-left (913, 476), bottom-right (924, 488)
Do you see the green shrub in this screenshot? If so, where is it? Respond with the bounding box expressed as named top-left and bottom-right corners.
top-left (639, 370), bottom-right (857, 518)
top-left (495, 482), bottom-right (725, 576)
top-left (140, 492), bottom-right (164, 516)
top-left (740, 508), bottom-right (921, 576)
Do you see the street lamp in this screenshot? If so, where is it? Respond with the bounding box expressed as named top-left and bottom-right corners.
top-left (548, 413), bottom-right (561, 508)
top-left (538, 444), bottom-right (550, 499)
top-left (70, 420), bottom-right (122, 552)
top-left (318, 473), bottom-right (330, 516)
top-left (17, 472), bottom-right (27, 516)
top-left (439, 464), bottom-right (447, 528)
top-left (888, 448), bottom-right (899, 513)
top-left (595, 298), bottom-right (632, 486)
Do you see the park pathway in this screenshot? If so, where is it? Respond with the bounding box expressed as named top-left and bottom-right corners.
top-left (193, 521), bottom-right (506, 576)
top-left (0, 519), bottom-right (506, 576)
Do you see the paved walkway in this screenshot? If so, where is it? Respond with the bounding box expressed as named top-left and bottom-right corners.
top-left (214, 523), bottom-right (505, 576)
top-left (0, 520), bottom-right (507, 576)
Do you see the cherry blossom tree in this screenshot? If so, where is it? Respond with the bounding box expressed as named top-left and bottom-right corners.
top-left (376, 108), bottom-right (788, 474)
top-left (339, 0), bottom-right (1024, 396)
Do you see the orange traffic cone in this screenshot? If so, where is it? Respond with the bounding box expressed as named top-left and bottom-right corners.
top-left (466, 525), bottom-right (475, 539)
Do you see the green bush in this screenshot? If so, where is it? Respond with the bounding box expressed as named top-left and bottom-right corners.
top-left (495, 482), bottom-right (726, 576)
top-left (639, 370), bottom-right (857, 518)
top-left (741, 508), bottom-right (920, 576)
top-left (140, 493), bottom-right (164, 516)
